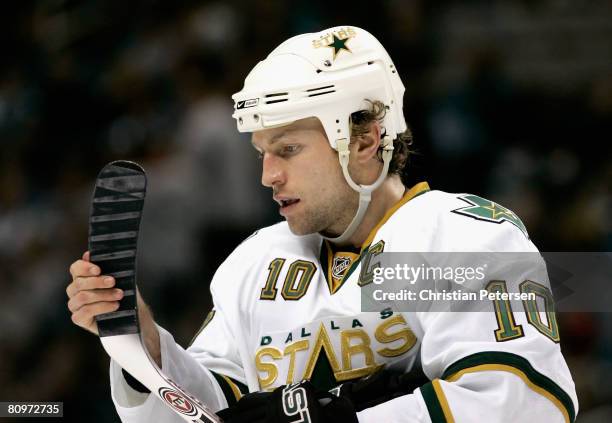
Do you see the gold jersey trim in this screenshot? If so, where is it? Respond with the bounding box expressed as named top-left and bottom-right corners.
top-left (446, 365), bottom-right (571, 423)
top-left (361, 181), bottom-right (430, 251)
top-left (432, 379), bottom-right (456, 423)
top-left (319, 182), bottom-right (430, 295)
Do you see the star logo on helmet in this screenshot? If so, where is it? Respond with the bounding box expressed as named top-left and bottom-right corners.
top-left (327, 34), bottom-right (352, 60)
top-left (312, 27), bottom-right (356, 61)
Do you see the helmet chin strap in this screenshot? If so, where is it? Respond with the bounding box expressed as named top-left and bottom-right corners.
top-left (321, 135), bottom-right (394, 244)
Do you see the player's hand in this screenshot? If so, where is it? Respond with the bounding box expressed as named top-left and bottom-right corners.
top-left (66, 251), bottom-right (123, 335)
top-left (331, 368), bottom-right (420, 411)
top-left (217, 380), bottom-right (358, 423)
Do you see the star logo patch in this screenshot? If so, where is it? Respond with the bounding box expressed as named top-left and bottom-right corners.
top-left (326, 34), bottom-right (352, 60)
top-left (452, 194), bottom-right (529, 238)
top-left (312, 27), bottom-right (356, 61)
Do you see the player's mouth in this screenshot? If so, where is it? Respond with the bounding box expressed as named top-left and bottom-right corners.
top-left (275, 197), bottom-right (301, 216)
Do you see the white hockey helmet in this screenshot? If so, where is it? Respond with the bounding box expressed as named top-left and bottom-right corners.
top-left (232, 26), bottom-right (407, 243)
top-left (232, 25), bottom-right (406, 148)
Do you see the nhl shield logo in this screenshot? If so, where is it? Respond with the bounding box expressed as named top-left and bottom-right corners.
top-left (332, 255), bottom-right (353, 280)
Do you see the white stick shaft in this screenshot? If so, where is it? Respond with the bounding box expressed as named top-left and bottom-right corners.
top-left (101, 334), bottom-right (221, 423)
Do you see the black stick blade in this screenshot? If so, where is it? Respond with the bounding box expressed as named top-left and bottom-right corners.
top-left (88, 161), bottom-right (146, 337)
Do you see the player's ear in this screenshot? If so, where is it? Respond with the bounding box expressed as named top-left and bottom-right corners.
top-left (351, 121), bottom-right (382, 164)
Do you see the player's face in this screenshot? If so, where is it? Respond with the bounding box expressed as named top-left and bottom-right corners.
top-left (251, 117), bottom-right (358, 236)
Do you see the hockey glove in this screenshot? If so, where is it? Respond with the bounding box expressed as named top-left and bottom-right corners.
top-left (331, 368), bottom-right (424, 411)
top-left (217, 380), bottom-right (358, 423)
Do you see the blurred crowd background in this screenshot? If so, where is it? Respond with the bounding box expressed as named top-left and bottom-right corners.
top-left (1, 0), bottom-right (611, 421)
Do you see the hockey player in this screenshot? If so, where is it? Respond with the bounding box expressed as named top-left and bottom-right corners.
top-left (66, 26), bottom-right (578, 422)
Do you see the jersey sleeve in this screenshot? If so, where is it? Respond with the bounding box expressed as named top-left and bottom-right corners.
top-left (109, 323), bottom-right (231, 423)
top-left (357, 371), bottom-right (566, 423)
top-left (358, 205), bottom-right (578, 422)
top-left (187, 299), bottom-right (249, 406)
top-left (108, 250), bottom-right (250, 422)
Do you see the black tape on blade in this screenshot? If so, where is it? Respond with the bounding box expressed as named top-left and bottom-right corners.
top-left (88, 161), bottom-right (146, 337)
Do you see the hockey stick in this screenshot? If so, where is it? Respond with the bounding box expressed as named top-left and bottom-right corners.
top-left (88, 160), bottom-right (221, 423)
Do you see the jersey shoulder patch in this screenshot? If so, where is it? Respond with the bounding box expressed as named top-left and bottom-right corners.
top-left (451, 194), bottom-right (529, 238)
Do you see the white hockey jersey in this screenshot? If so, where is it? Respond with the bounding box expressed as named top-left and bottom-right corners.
top-left (110, 182), bottom-right (578, 422)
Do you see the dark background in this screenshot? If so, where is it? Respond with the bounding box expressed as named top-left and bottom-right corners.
top-left (1, 0), bottom-right (611, 421)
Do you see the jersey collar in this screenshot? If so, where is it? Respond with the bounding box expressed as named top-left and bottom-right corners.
top-left (360, 181), bottom-right (430, 251)
top-left (319, 181), bottom-right (430, 295)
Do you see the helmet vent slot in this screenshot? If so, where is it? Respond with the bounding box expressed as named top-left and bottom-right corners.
top-left (307, 90), bottom-right (335, 97)
top-left (264, 92), bottom-right (289, 104)
top-left (306, 85), bottom-right (334, 92)
top-left (265, 99), bottom-right (288, 104)
top-left (305, 84), bottom-right (336, 98)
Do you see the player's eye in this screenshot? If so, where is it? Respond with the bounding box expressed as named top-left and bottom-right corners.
top-left (281, 145), bottom-right (300, 156)
top-left (255, 150), bottom-right (264, 160)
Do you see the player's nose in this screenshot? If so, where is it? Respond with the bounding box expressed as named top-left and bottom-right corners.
top-left (261, 154), bottom-right (285, 188)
